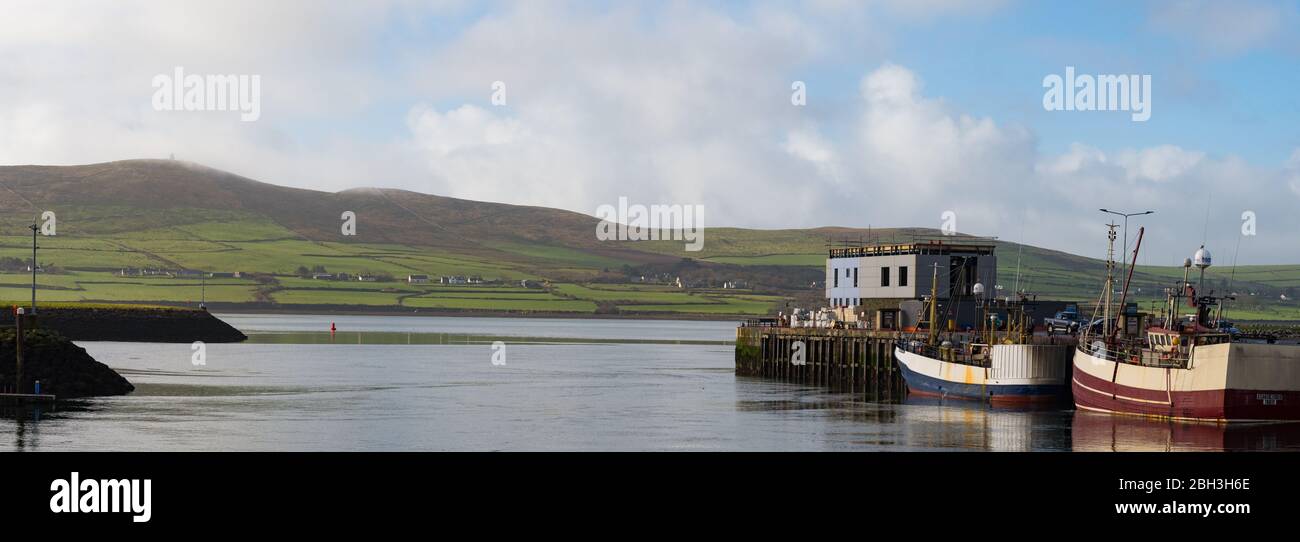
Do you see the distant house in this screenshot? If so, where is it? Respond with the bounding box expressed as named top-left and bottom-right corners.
top-left (408, 274), bottom-right (430, 284)
top-left (520, 279), bottom-right (543, 289)
top-left (313, 273), bottom-right (334, 280)
top-left (356, 274), bottom-right (377, 282)
top-left (335, 272), bottom-right (350, 281)
top-left (722, 279), bottom-right (748, 289)
top-left (175, 269), bottom-right (203, 278)
top-left (467, 275), bottom-right (483, 284)
top-left (208, 272), bottom-right (236, 279)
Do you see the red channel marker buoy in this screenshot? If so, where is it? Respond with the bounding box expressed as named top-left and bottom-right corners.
top-left (331, 322), bottom-right (337, 334)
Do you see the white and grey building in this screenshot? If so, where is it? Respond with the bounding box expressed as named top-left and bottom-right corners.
top-left (825, 242), bottom-right (996, 309)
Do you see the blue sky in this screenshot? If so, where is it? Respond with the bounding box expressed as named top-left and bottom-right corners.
top-left (2, 0), bottom-right (1299, 264)
top-left (347, 0), bottom-right (1300, 166)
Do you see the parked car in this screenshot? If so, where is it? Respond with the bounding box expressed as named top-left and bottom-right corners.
top-left (1045, 309), bottom-right (1086, 335)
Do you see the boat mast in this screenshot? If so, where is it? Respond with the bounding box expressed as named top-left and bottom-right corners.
top-left (1110, 226), bottom-right (1144, 342)
top-left (1103, 223), bottom-right (1118, 339)
top-left (928, 262), bottom-right (939, 345)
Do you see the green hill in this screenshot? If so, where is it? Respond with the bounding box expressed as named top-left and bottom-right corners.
top-left (0, 159), bottom-right (1295, 321)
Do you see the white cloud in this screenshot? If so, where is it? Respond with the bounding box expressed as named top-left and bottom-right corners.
top-left (1287, 149), bottom-right (1300, 197)
top-left (783, 127), bottom-right (841, 183)
top-left (1114, 145), bottom-right (1205, 182)
top-left (0, 1), bottom-right (1296, 264)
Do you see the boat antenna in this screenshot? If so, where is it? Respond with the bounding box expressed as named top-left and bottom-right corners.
top-left (1221, 232), bottom-right (1243, 323)
top-left (1201, 192), bottom-right (1212, 247)
top-left (1013, 207), bottom-right (1025, 295)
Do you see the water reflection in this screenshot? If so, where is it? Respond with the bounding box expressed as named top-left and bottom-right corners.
top-left (894, 396), bottom-right (1073, 451)
top-left (1071, 411), bottom-right (1300, 452)
top-left (732, 378), bottom-right (1072, 451)
top-left (1, 403), bottom-right (52, 450)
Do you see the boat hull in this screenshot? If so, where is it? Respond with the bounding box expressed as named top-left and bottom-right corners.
top-left (1072, 343), bottom-right (1300, 422)
top-left (895, 345), bottom-right (1072, 404)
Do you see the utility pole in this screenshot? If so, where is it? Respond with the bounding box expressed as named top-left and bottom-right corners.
top-left (29, 218), bottom-right (38, 315)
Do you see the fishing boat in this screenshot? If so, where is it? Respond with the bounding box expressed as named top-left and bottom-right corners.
top-left (894, 264), bottom-right (1074, 404)
top-left (1071, 225), bottom-right (1300, 422)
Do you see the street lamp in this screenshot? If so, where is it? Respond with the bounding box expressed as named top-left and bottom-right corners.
top-left (1099, 209), bottom-right (1154, 280)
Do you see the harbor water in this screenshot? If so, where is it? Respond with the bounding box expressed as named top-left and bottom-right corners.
top-left (2, 314), bottom-right (1298, 451)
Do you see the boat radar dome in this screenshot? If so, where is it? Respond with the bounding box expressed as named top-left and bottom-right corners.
top-left (1194, 246), bottom-right (1212, 269)
top-left (1183, 258), bottom-right (1193, 268)
top-left (972, 283), bottom-right (985, 296)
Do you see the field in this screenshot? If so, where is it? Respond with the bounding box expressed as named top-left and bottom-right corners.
top-left (0, 160), bottom-right (1295, 321)
top-left (3, 214), bottom-right (1296, 319)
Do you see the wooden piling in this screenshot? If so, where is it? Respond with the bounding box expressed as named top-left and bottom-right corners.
top-left (15, 308), bottom-right (24, 395)
top-left (734, 323), bottom-right (906, 396)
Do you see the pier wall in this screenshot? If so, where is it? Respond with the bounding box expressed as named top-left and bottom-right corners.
top-left (735, 325), bottom-right (908, 395)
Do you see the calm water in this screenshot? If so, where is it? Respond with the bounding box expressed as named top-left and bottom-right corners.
top-left (3, 314), bottom-right (1298, 451)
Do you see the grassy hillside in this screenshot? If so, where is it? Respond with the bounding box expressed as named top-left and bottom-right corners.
top-left (0, 160), bottom-right (1296, 321)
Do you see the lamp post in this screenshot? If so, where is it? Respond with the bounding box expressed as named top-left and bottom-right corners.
top-left (1099, 209), bottom-right (1154, 282)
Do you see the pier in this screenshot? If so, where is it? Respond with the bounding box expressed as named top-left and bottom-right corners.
top-left (0, 393), bottom-right (56, 404)
top-left (735, 321), bottom-right (909, 397)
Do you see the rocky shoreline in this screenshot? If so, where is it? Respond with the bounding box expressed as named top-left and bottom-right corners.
top-left (0, 328), bottom-right (134, 398)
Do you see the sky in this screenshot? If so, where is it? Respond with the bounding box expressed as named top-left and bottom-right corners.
top-left (1, 0), bottom-right (1298, 265)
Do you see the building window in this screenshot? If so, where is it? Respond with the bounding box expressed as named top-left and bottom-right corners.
top-left (881, 266), bottom-right (891, 287)
top-left (834, 269), bottom-right (839, 288)
top-left (853, 267), bottom-right (858, 287)
top-left (899, 266), bottom-right (908, 287)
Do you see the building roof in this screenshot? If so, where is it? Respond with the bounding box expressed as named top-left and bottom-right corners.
top-left (829, 240), bottom-right (995, 259)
